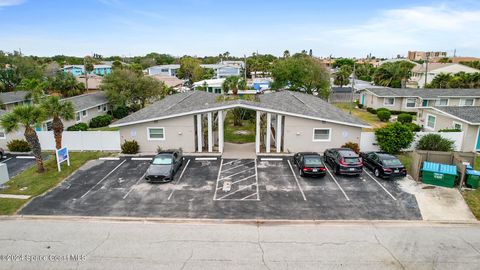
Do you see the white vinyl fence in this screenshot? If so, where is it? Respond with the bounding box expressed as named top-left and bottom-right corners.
top-left (360, 131), bottom-right (464, 152)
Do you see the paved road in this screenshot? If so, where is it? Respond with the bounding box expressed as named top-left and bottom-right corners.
top-left (0, 218), bottom-right (479, 269)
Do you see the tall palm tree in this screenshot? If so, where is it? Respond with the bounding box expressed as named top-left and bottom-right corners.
top-left (1, 105), bottom-right (46, 172)
top-left (222, 76), bottom-right (246, 95)
top-left (40, 96), bottom-right (75, 149)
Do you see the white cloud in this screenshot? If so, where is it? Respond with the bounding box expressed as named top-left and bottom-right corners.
top-left (0, 0), bottom-right (25, 7)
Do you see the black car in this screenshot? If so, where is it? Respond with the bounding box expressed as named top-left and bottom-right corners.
top-left (145, 150), bottom-right (183, 183)
top-left (293, 152), bottom-right (326, 177)
top-left (324, 148), bottom-right (363, 176)
top-left (360, 152), bottom-right (407, 179)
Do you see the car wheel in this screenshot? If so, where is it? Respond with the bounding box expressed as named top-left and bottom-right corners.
top-left (334, 165), bottom-right (340, 175)
top-left (299, 169), bottom-right (304, 177)
top-left (374, 168), bottom-right (380, 177)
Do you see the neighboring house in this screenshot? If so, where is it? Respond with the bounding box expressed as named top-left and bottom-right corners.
top-left (146, 62), bottom-right (242, 79)
top-left (250, 78), bottom-right (272, 91)
top-left (110, 90), bottom-right (369, 154)
top-left (0, 91), bottom-right (31, 111)
top-left (374, 58), bottom-right (420, 68)
top-left (408, 51), bottom-right (447, 61)
top-left (193, 78), bottom-right (225, 94)
top-left (62, 65), bottom-right (113, 77)
top-left (409, 63), bottom-right (479, 88)
top-left (76, 74), bottom-right (103, 90)
top-left (40, 91), bottom-right (109, 131)
top-left (418, 106), bottom-right (480, 152)
top-left (148, 75), bottom-right (185, 90)
top-left (359, 88), bottom-right (480, 112)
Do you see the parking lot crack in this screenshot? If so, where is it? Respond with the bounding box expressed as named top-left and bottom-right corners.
top-left (257, 225), bottom-right (271, 270)
top-left (179, 250), bottom-right (193, 270)
top-left (373, 232), bottom-right (405, 270)
top-left (85, 230), bottom-right (111, 258)
top-left (0, 238), bottom-right (63, 244)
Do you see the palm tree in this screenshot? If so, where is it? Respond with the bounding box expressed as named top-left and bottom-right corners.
top-left (1, 105), bottom-right (46, 172)
top-left (41, 96), bottom-right (75, 149)
top-left (222, 76), bottom-right (246, 95)
top-left (84, 56), bottom-right (95, 90)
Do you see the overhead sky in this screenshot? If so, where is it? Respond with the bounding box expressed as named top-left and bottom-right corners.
top-left (1, 0), bottom-right (480, 58)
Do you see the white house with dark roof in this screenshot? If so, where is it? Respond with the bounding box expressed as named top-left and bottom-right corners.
top-left (409, 63), bottom-right (479, 88)
top-left (417, 106), bottom-right (480, 152)
top-left (0, 90), bottom-right (32, 111)
top-left (110, 90), bottom-right (370, 154)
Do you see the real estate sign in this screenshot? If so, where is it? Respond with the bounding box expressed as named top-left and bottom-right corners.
top-left (56, 147), bottom-right (70, 172)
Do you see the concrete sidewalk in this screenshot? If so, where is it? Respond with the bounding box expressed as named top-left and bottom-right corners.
top-left (1, 218), bottom-right (479, 269)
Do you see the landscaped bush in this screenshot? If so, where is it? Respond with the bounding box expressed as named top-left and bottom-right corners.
top-left (7, 139), bottom-right (31, 152)
top-left (121, 140), bottom-right (139, 154)
top-left (377, 110), bottom-right (392, 122)
top-left (366, 107), bottom-right (377, 114)
top-left (357, 103), bottom-right (364, 109)
top-left (390, 110), bottom-right (416, 115)
top-left (341, 142), bottom-right (360, 154)
top-left (375, 122), bottom-right (415, 154)
top-left (66, 122), bottom-right (88, 131)
top-left (397, 113), bottom-right (413, 124)
top-left (405, 123), bottom-right (422, 132)
top-left (416, 134), bottom-right (454, 152)
top-left (112, 106), bottom-right (129, 119)
top-left (89, 115), bottom-right (113, 128)
top-left (438, 128), bottom-right (462, 132)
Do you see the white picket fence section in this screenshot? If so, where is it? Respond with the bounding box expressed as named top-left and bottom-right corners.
top-left (36, 131), bottom-right (121, 151)
top-left (360, 131), bottom-right (464, 152)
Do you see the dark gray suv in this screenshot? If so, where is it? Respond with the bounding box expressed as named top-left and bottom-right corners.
top-left (324, 148), bottom-right (363, 176)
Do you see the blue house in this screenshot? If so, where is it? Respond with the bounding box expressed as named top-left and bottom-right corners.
top-left (62, 65), bottom-right (112, 77)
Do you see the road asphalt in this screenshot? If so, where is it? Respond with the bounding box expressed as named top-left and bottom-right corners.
top-left (0, 218), bottom-right (479, 269)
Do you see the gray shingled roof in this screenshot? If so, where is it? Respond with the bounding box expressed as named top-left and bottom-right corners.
top-left (61, 91), bottom-right (108, 112)
top-left (434, 106), bottom-right (480, 124)
top-left (0, 91), bottom-right (30, 104)
top-left (364, 87), bottom-right (480, 98)
top-left (111, 90), bottom-right (369, 128)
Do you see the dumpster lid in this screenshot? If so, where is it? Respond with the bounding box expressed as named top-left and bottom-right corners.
top-left (422, 161), bottom-right (457, 175)
top-left (466, 169), bottom-right (480, 176)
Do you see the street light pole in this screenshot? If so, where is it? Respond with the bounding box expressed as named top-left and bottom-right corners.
top-left (424, 55), bottom-right (429, 88)
top-left (349, 63), bottom-right (356, 115)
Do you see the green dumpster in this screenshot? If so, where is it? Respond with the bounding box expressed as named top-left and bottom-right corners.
top-left (421, 161), bottom-right (457, 188)
top-left (466, 169), bottom-right (480, 189)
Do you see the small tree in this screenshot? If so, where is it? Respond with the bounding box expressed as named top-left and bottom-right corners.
top-left (416, 134), bottom-right (454, 152)
top-left (397, 113), bottom-right (413, 124)
top-left (377, 110), bottom-right (391, 122)
top-left (341, 142), bottom-right (360, 154)
top-left (375, 122), bottom-right (414, 154)
top-left (41, 96), bottom-right (75, 149)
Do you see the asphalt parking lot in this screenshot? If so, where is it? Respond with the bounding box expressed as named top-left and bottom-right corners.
top-left (1, 154), bottom-right (40, 178)
top-left (20, 156), bottom-right (422, 220)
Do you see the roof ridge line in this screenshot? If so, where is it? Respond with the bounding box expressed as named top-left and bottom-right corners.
top-left (163, 91), bottom-right (196, 112)
top-left (287, 91), bottom-right (320, 114)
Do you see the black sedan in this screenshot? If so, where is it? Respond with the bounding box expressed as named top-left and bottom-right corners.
top-left (145, 150), bottom-right (183, 183)
top-left (360, 152), bottom-right (407, 179)
top-left (293, 152), bottom-right (326, 177)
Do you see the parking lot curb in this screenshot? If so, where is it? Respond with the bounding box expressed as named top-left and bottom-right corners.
top-left (3, 215), bottom-right (479, 226)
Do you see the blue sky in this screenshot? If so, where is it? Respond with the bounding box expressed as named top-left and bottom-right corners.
top-left (1, 0), bottom-right (480, 58)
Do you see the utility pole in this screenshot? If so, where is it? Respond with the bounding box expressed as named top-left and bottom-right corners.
top-left (424, 55), bottom-right (429, 88)
top-left (244, 54), bottom-right (247, 81)
top-left (349, 63), bottom-right (356, 115)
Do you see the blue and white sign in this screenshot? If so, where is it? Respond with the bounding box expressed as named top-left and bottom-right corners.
top-left (56, 147), bottom-right (70, 172)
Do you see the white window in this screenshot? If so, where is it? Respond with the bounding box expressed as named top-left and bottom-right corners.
top-left (76, 112), bottom-right (81, 122)
top-left (97, 106), bottom-right (102, 112)
top-left (0, 129), bottom-right (5, 139)
top-left (405, 98), bottom-right (416, 108)
top-left (312, 128), bottom-right (331, 142)
top-left (453, 122), bottom-right (463, 130)
top-left (384, 97), bottom-right (395, 106)
top-left (460, 98), bottom-right (475, 106)
top-left (426, 114), bottom-right (436, 130)
top-left (436, 99), bottom-right (449, 106)
top-left (103, 105), bottom-right (108, 112)
top-left (82, 110), bottom-right (87, 117)
top-left (147, 127), bottom-right (165, 140)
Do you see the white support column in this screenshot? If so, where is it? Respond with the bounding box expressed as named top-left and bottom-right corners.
top-left (196, 114), bottom-right (203, 152)
top-left (218, 110), bottom-right (224, 153)
top-left (266, 113), bottom-right (271, 153)
top-left (207, 112), bottom-right (213, 152)
top-left (276, 115), bottom-right (282, 153)
top-left (255, 111), bottom-right (261, 153)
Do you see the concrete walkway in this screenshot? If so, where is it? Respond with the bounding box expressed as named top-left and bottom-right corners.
top-left (1, 218), bottom-right (480, 269)
top-left (222, 142), bottom-right (256, 159)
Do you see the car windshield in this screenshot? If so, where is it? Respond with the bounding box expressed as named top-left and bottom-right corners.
top-left (382, 158), bottom-right (402, 166)
top-left (344, 157), bottom-right (361, 164)
top-left (152, 156), bottom-right (173, 165)
top-left (304, 156), bottom-right (322, 166)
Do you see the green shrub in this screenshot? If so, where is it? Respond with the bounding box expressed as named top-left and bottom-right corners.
top-left (341, 142), bottom-right (360, 154)
top-left (416, 134), bottom-right (455, 152)
top-left (377, 110), bottom-right (392, 122)
top-left (397, 113), bottom-right (413, 124)
top-left (438, 128), bottom-right (462, 132)
top-left (405, 123), bottom-right (421, 132)
top-left (366, 107), bottom-right (377, 114)
top-left (7, 139), bottom-right (31, 152)
top-left (112, 106), bottom-right (129, 119)
top-left (121, 140), bottom-right (139, 154)
top-left (375, 122), bottom-right (415, 154)
top-left (66, 122), bottom-right (88, 131)
top-left (89, 115), bottom-right (113, 128)
top-left (376, 107), bottom-right (390, 112)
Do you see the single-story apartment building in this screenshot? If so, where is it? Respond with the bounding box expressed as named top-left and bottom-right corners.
top-left (192, 79), bottom-right (225, 94)
top-left (417, 106), bottom-right (480, 152)
top-left (110, 90), bottom-right (370, 154)
top-left (0, 91), bottom-right (31, 111)
top-left (146, 62), bottom-right (242, 79)
top-left (359, 88), bottom-right (480, 112)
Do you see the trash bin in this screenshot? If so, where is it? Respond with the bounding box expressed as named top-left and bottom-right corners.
top-left (466, 169), bottom-right (480, 189)
top-left (421, 161), bottom-right (457, 188)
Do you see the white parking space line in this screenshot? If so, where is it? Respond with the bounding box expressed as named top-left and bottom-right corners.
top-left (122, 172), bottom-right (147, 200)
top-left (287, 160), bottom-right (307, 201)
top-left (216, 184), bottom-right (255, 200)
top-left (324, 165), bottom-right (351, 201)
top-left (232, 175), bottom-right (256, 185)
top-left (220, 161), bottom-right (255, 173)
top-left (260, 158), bottom-right (283, 161)
top-left (16, 156), bottom-right (35, 159)
top-left (241, 193), bottom-right (257, 200)
top-left (213, 159), bottom-right (224, 200)
top-left (99, 157), bottom-right (120, 161)
top-left (80, 159), bottom-right (127, 199)
top-left (363, 169), bottom-right (397, 201)
top-left (195, 157), bottom-right (217, 161)
top-left (219, 167), bottom-right (255, 180)
top-left (131, 157), bottom-right (152, 161)
top-left (0, 157), bottom-right (13, 163)
top-left (222, 159), bottom-right (240, 166)
top-left (167, 159), bottom-right (191, 201)
top-left (254, 158), bottom-right (259, 200)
